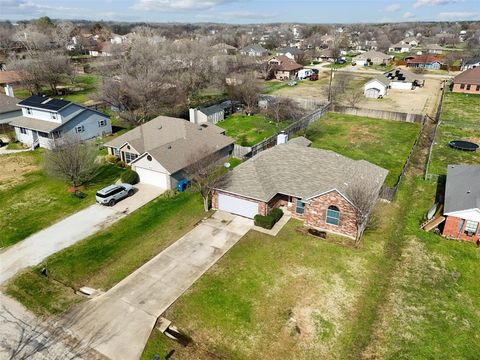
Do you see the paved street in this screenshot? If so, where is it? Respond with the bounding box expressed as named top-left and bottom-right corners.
top-left (68, 212), bottom-right (253, 360)
top-left (0, 184), bottom-right (164, 285)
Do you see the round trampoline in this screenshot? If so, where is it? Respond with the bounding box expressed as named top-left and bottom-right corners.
top-left (449, 140), bottom-right (479, 151)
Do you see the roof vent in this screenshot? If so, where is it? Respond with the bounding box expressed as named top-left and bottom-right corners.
top-left (158, 125), bottom-right (162, 130)
top-left (467, 190), bottom-right (471, 194)
top-left (167, 145), bottom-right (172, 149)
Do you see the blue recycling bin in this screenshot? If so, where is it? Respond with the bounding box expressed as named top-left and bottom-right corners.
top-left (177, 178), bottom-right (190, 192)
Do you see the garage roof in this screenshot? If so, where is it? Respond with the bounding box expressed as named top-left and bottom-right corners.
top-left (444, 164), bottom-right (480, 214)
top-left (215, 142), bottom-right (388, 202)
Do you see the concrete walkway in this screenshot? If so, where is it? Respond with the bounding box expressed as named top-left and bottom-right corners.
top-left (0, 147), bottom-right (30, 155)
top-left (0, 184), bottom-right (164, 284)
top-left (68, 212), bottom-right (253, 360)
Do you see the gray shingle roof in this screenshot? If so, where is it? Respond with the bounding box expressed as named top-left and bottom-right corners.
top-left (9, 116), bottom-right (61, 132)
top-left (444, 165), bottom-right (480, 214)
top-left (216, 142), bottom-right (388, 202)
top-left (105, 116), bottom-right (234, 174)
top-left (353, 50), bottom-right (391, 61)
top-left (288, 136), bottom-right (312, 147)
top-left (0, 94), bottom-right (20, 114)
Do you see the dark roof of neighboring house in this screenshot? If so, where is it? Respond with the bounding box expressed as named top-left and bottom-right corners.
top-left (0, 94), bottom-right (20, 114)
top-left (444, 165), bottom-right (480, 214)
top-left (18, 95), bottom-right (71, 112)
top-left (0, 70), bottom-right (22, 85)
top-left (463, 58), bottom-right (480, 66)
top-left (384, 68), bottom-right (423, 83)
top-left (198, 104), bottom-right (224, 116)
top-left (105, 116), bottom-right (234, 174)
top-left (215, 142), bottom-right (388, 202)
top-left (406, 54), bottom-right (444, 64)
top-left (454, 67), bottom-right (480, 85)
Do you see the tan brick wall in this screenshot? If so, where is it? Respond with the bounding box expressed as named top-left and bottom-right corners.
top-left (303, 191), bottom-right (357, 239)
top-left (452, 83), bottom-right (480, 94)
top-left (442, 215), bottom-right (480, 243)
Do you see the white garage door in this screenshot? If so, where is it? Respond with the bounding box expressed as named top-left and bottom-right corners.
top-left (136, 167), bottom-right (169, 188)
top-left (365, 88), bottom-right (380, 98)
top-left (218, 193), bottom-right (259, 218)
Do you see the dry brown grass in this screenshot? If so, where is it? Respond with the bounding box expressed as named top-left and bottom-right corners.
top-left (0, 153), bottom-right (39, 191)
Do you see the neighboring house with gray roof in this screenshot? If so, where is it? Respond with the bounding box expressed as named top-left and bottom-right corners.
top-left (240, 44), bottom-right (268, 57)
top-left (212, 142), bottom-right (387, 239)
top-left (442, 165), bottom-right (480, 243)
top-left (10, 95), bottom-right (111, 149)
top-left (104, 116), bottom-right (234, 189)
top-left (364, 75), bottom-right (391, 98)
top-left (0, 93), bottom-right (21, 126)
top-left (353, 50), bottom-right (392, 66)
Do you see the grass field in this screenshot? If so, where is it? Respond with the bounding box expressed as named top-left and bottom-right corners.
top-left (6, 191), bottom-right (206, 316)
top-left (142, 172), bottom-right (480, 360)
top-left (429, 91), bottom-right (480, 176)
top-left (218, 113), bottom-right (292, 146)
top-left (306, 113), bottom-right (421, 187)
top-left (0, 150), bottom-right (123, 248)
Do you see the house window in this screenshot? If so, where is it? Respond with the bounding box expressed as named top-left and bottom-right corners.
top-left (38, 132), bottom-right (49, 138)
top-left (124, 152), bottom-right (138, 163)
top-left (326, 205), bottom-right (340, 226)
top-left (466, 84), bottom-right (471, 90)
top-left (296, 200), bottom-right (305, 214)
top-left (98, 119), bottom-right (107, 127)
top-left (19, 127), bottom-right (27, 135)
top-left (113, 148), bottom-right (120, 157)
top-left (75, 125), bottom-right (85, 133)
top-left (464, 220), bottom-right (478, 236)
top-left (460, 84), bottom-right (466, 89)
top-left (477, 85), bottom-right (480, 91)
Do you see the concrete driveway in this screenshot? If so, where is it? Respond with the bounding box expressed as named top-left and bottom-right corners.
top-left (68, 211), bottom-right (253, 360)
top-left (0, 183), bottom-right (164, 285)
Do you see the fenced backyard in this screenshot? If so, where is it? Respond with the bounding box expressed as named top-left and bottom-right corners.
top-left (332, 105), bottom-right (425, 124)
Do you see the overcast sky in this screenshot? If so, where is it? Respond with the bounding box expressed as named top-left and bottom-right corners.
top-left (0, 0), bottom-right (478, 24)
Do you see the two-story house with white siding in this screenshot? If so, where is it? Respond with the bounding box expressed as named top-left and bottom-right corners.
top-left (10, 95), bottom-right (112, 149)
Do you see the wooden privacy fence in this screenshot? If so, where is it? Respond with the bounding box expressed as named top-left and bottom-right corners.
top-left (247, 103), bottom-right (330, 158)
top-left (332, 105), bottom-right (425, 124)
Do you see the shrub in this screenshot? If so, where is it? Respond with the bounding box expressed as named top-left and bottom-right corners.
top-left (254, 214), bottom-right (276, 229)
top-left (270, 208), bottom-right (283, 222)
top-left (104, 154), bottom-right (118, 164)
top-left (121, 169), bottom-right (139, 185)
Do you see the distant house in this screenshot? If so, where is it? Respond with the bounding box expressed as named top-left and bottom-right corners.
top-left (442, 165), bottom-right (480, 244)
top-left (0, 93), bottom-right (21, 126)
top-left (406, 55), bottom-right (443, 70)
top-left (384, 68), bottom-right (425, 90)
top-left (104, 116), bottom-right (234, 189)
top-left (364, 76), bottom-right (390, 98)
top-left (240, 44), bottom-right (268, 57)
top-left (212, 140), bottom-right (388, 239)
top-left (353, 50), bottom-right (392, 66)
top-left (211, 43), bottom-right (237, 55)
top-left (389, 42), bottom-right (411, 53)
top-left (461, 58), bottom-right (480, 71)
top-left (422, 43), bottom-right (444, 54)
top-left (87, 42), bottom-right (113, 57)
top-left (268, 55), bottom-right (303, 80)
top-left (276, 46), bottom-right (303, 61)
top-left (189, 101), bottom-right (239, 125)
top-left (452, 67), bottom-right (480, 94)
top-left (0, 71), bottom-right (22, 88)
top-left (9, 95), bottom-right (112, 149)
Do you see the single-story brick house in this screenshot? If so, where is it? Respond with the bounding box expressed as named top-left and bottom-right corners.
top-left (442, 165), bottom-right (480, 244)
top-left (452, 67), bottom-right (480, 94)
top-left (212, 140), bottom-right (388, 239)
top-left (353, 50), bottom-right (392, 66)
top-left (267, 55), bottom-right (303, 81)
top-left (104, 116), bottom-right (234, 189)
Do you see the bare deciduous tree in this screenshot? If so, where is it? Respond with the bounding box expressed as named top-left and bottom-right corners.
top-left (346, 181), bottom-right (381, 246)
top-left (344, 87), bottom-right (364, 108)
top-left (263, 97), bottom-right (303, 124)
top-left (44, 137), bottom-right (100, 189)
top-left (186, 151), bottom-right (230, 212)
top-left (227, 76), bottom-right (261, 114)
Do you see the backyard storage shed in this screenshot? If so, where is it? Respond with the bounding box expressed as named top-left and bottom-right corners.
top-left (364, 76), bottom-right (390, 98)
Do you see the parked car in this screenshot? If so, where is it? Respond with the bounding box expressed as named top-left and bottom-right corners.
top-left (96, 183), bottom-right (135, 206)
top-left (309, 74), bottom-right (319, 81)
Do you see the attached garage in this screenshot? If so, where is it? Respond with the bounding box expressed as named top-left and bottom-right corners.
top-left (135, 167), bottom-right (169, 188)
top-left (217, 193), bottom-right (259, 218)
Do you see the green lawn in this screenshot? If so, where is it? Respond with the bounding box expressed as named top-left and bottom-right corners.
top-left (306, 113), bottom-right (421, 187)
top-left (429, 91), bottom-right (480, 176)
top-left (262, 81), bottom-right (290, 94)
top-left (0, 150), bottom-right (124, 248)
top-left (6, 191), bottom-right (206, 316)
top-left (218, 113), bottom-right (292, 147)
